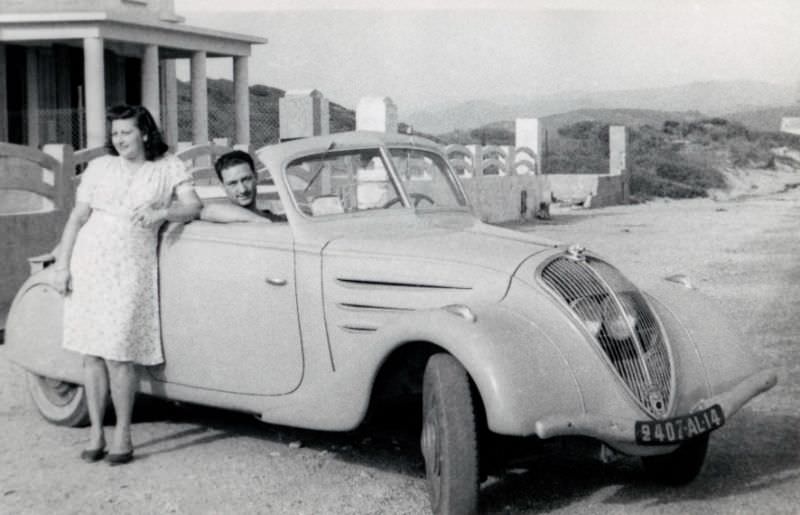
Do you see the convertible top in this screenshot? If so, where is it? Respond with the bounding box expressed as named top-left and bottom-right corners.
top-left (256, 131), bottom-right (442, 163)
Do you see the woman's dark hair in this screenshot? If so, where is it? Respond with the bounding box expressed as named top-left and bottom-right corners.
top-left (105, 104), bottom-right (169, 161)
top-left (214, 150), bottom-right (255, 182)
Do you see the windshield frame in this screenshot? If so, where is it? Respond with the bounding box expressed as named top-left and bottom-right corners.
top-left (281, 143), bottom-right (470, 220)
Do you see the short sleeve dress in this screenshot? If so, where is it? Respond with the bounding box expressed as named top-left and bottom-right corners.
top-left (62, 154), bottom-right (193, 365)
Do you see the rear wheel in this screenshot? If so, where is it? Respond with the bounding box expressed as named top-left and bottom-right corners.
top-left (420, 353), bottom-right (479, 515)
top-left (26, 372), bottom-right (90, 427)
top-left (641, 434), bottom-right (709, 485)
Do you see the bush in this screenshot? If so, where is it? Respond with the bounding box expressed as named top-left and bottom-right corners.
top-left (629, 173), bottom-right (708, 199)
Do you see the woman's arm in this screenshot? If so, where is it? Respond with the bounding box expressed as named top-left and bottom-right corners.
top-left (50, 202), bottom-right (92, 294)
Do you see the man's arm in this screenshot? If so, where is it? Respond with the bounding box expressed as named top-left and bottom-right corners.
top-left (200, 202), bottom-right (272, 223)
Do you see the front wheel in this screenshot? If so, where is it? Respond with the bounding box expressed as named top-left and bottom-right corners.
top-left (26, 372), bottom-right (90, 427)
top-left (641, 434), bottom-right (709, 485)
top-left (420, 353), bottom-right (479, 515)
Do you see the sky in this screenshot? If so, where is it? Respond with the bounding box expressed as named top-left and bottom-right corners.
top-left (172, 0), bottom-right (800, 114)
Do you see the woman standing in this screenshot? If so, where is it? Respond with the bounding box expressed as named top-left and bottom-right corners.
top-left (51, 104), bottom-right (201, 464)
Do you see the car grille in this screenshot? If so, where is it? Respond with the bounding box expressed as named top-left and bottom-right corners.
top-left (540, 255), bottom-right (673, 418)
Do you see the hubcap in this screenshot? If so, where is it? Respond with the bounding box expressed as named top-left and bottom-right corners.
top-left (421, 407), bottom-right (442, 506)
top-left (36, 376), bottom-right (79, 407)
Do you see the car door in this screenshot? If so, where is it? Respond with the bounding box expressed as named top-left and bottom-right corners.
top-left (151, 221), bottom-right (302, 395)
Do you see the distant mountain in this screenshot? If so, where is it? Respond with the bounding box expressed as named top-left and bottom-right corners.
top-left (407, 80), bottom-right (799, 134)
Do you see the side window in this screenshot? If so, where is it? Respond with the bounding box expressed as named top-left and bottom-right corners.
top-left (255, 167), bottom-right (287, 221)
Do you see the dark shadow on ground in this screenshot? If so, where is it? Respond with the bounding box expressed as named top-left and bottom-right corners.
top-left (479, 409), bottom-right (800, 513)
top-left (130, 396), bottom-right (798, 513)
top-left (129, 395), bottom-right (426, 476)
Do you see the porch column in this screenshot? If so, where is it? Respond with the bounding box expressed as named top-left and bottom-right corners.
top-left (233, 56), bottom-right (250, 147)
top-left (141, 44), bottom-right (160, 125)
top-left (25, 47), bottom-right (40, 147)
top-left (190, 51), bottom-right (208, 144)
top-left (83, 37), bottom-right (106, 148)
top-left (161, 59), bottom-right (179, 149)
top-left (0, 44), bottom-right (7, 141)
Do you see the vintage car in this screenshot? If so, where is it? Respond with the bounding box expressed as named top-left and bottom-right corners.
top-left (5, 131), bottom-right (778, 514)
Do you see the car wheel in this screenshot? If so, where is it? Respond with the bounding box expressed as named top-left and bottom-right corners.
top-left (420, 353), bottom-right (479, 515)
top-left (641, 434), bottom-right (709, 485)
top-left (26, 372), bottom-right (90, 427)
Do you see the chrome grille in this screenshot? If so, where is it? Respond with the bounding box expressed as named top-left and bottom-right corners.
top-left (540, 255), bottom-right (673, 418)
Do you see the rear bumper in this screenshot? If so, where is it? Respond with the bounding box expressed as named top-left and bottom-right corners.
top-left (532, 368), bottom-right (778, 453)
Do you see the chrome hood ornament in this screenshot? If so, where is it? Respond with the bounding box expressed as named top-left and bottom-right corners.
top-left (566, 243), bottom-right (586, 261)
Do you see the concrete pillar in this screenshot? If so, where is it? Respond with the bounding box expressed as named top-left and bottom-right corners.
top-left (190, 51), bottom-right (208, 144)
top-left (25, 47), bottom-right (40, 148)
top-left (356, 97), bottom-right (397, 133)
top-left (278, 89), bottom-right (329, 140)
top-left (161, 59), bottom-right (178, 149)
top-left (83, 37), bottom-right (106, 148)
top-left (514, 118), bottom-right (542, 173)
top-left (609, 125), bottom-right (627, 176)
top-left (0, 44), bottom-right (7, 142)
top-left (233, 56), bottom-right (250, 147)
top-left (141, 44), bottom-right (160, 125)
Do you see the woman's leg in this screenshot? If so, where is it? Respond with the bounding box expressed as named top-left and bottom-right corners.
top-left (106, 359), bottom-right (137, 454)
top-left (83, 355), bottom-right (109, 450)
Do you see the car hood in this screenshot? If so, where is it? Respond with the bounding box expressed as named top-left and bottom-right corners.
top-left (321, 217), bottom-right (561, 311)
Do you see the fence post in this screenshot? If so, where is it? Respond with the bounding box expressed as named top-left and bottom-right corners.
top-left (356, 97), bottom-right (398, 133)
top-left (279, 89), bottom-right (330, 141)
top-left (515, 118), bottom-right (542, 174)
top-left (42, 144), bottom-right (73, 214)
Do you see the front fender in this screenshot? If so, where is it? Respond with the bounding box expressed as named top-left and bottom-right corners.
top-left (643, 280), bottom-right (772, 406)
top-left (4, 268), bottom-right (83, 383)
top-left (373, 304), bottom-right (585, 435)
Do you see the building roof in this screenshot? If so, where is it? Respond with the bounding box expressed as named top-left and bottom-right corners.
top-left (0, 10), bottom-right (266, 57)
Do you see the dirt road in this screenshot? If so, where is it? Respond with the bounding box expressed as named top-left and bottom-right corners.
top-left (2, 188), bottom-right (798, 514)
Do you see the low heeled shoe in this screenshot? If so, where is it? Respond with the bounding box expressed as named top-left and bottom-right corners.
top-left (80, 448), bottom-right (106, 463)
top-left (105, 450), bottom-right (134, 465)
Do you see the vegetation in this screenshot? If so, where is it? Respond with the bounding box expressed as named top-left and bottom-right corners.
top-left (183, 79), bottom-right (800, 199)
top-left (437, 114), bottom-right (800, 199)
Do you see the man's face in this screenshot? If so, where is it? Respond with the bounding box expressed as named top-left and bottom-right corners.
top-left (220, 163), bottom-right (257, 208)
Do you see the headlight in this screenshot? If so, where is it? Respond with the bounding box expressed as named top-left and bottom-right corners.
top-left (570, 294), bottom-right (638, 340)
top-left (601, 294), bottom-right (638, 340)
top-left (570, 296), bottom-right (603, 337)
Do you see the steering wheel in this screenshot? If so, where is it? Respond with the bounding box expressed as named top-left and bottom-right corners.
top-left (382, 193), bottom-right (435, 209)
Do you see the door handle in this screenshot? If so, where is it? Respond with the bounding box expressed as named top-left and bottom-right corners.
top-left (265, 277), bottom-right (287, 286)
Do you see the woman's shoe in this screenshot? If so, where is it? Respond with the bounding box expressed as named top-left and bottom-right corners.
top-left (105, 450), bottom-right (134, 465)
top-left (80, 448), bottom-right (106, 463)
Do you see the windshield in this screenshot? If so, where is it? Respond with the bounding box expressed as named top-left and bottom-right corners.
top-left (285, 147), bottom-right (467, 217)
top-left (388, 148), bottom-right (467, 209)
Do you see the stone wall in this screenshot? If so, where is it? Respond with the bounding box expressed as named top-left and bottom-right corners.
top-left (461, 174), bottom-right (546, 223)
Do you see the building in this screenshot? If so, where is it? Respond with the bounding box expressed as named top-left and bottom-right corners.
top-left (0, 0), bottom-right (265, 150)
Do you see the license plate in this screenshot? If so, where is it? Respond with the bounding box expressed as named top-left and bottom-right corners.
top-left (635, 404), bottom-right (725, 445)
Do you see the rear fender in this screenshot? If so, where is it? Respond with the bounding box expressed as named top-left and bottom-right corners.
top-left (4, 268), bottom-right (83, 384)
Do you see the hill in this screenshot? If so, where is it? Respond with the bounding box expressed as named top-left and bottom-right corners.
top-left (406, 80), bottom-right (798, 134)
top-left (176, 79), bottom-right (355, 147)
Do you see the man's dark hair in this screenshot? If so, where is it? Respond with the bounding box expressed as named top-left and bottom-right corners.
top-left (214, 150), bottom-right (256, 182)
top-left (105, 104), bottom-right (169, 160)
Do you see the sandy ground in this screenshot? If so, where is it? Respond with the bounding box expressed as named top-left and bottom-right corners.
top-left (1, 168), bottom-right (799, 514)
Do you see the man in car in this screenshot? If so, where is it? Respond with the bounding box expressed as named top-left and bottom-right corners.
top-left (200, 150), bottom-right (287, 223)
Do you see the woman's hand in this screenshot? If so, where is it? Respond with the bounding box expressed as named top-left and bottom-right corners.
top-left (131, 204), bottom-right (167, 227)
top-left (50, 267), bottom-right (71, 295)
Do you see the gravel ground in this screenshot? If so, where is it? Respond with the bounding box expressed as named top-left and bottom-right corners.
top-left (1, 181), bottom-right (798, 514)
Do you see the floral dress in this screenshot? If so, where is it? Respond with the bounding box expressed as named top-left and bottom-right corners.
top-left (62, 154), bottom-right (192, 365)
